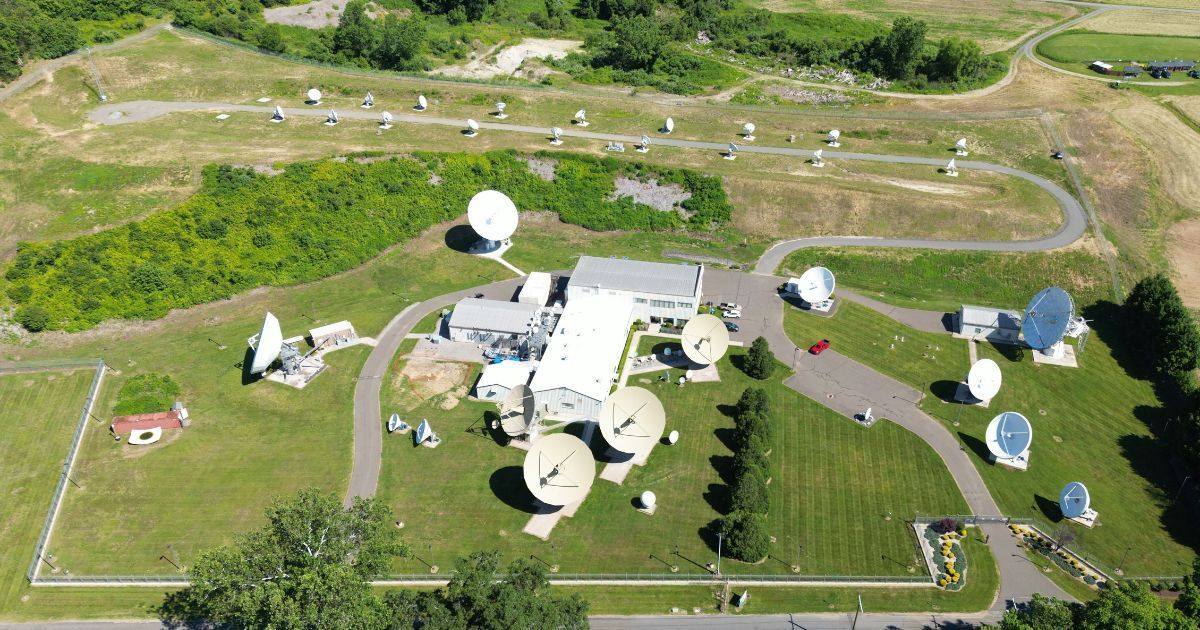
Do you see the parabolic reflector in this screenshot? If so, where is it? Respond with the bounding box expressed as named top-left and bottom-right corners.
top-left (681, 314), bottom-right (730, 365)
top-left (250, 311), bottom-right (284, 374)
top-left (574, 109), bottom-right (586, 120)
top-left (797, 266), bottom-right (836, 303)
top-left (499, 384), bottom-right (536, 437)
top-left (1022, 287), bottom-right (1074, 350)
top-left (306, 88), bottom-right (322, 102)
top-left (664, 117), bottom-right (674, 133)
top-left (467, 190), bottom-right (518, 242)
top-left (466, 118), bottom-right (479, 131)
top-left (742, 122), bottom-right (755, 135)
top-left (417, 94), bottom-right (428, 109)
top-left (985, 411), bottom-right (1032, 460)
top-left (967, 358), bottom-right (1002, 400)
top-left (1059, 481), bottom-right (1090, 519)
top-left (599, 387), bottom-right (666, 454)
top-left (522, 432), bottom-right (595, 506)
top-left (828, 129), bottom-right (840, 141)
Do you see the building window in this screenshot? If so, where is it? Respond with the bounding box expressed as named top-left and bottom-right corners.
top-left (634, 298), bottom-right (648, 304)
top-left (650, 300), bottom-right (675, 309)
top-left (679, 302), bottom-right (693, 310)
top-left (562, 401), bottom-right (574, 409)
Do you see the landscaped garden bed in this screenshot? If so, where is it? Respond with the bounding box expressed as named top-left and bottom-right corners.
top-left (1010, 523), bottom-right (1109, 590)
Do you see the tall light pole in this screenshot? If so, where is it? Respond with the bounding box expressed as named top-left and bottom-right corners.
top-left (716, 532), bottom-right (723, 575)
top-left (1118, 546), bottom-right (1131, 574)
top-left (1176, 475), bottom-right (1192, 501)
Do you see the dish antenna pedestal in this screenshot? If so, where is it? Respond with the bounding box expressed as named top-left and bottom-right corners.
top-left (811, 149), bottom-right (824, 168)
top-left (741, 122), bottom-right (756, 141)
top-left (414, 94), bottom-right (428, 111)
top-left (945, 159), bottom-right (958, 177)
top-left (573, 109), bottom-right (589, 127)
top-left (361, 92), bottom-right (374, 108)
top-left (985, 411), bottom-right (1032, 471)
top-left (549, 127), bottom-right (563, 145)
top-left (271, 106), bottom-right (285, 123)
top-left (637, 135), bottom-right (650, 153)
top-left (464, 119), bottom-right (479, 137)
top-left (324, 110), bottom-right (339, 126)
top-left (494, 102), bottom-right (508, 119)
top-left (379, 111), bottom-right (393, 129)
top-left (724, 143), bottom-right (739, 160)
top-left (955, 138), bottom-right (969, 156)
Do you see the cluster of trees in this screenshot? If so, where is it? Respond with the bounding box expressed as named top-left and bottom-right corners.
top-left (718, 386), bottom-right (774, 563)
top-left (1001, 560), bottom-right (1200, 629)
top-left (112, 373), bottom-right (181, 415)
top-left (4, 151), bottom-right (732, 332)
top-left (743, 336), bottom-right (777, 380)
top-left (161, 489), bottom-right (588, 628)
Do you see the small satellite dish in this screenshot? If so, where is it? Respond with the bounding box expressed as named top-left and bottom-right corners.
top-left (1022, 287), bottom-right (1074, 350)
top-left (985, 412), bottom-right (1032, 460)
top-left (522, 432), bottom-right (596, 506)
top-left (967, 359), bottom-right (1002, 400)
top-left (415, 418), bottom-right (434, 444)
top-left (306, 88), bottom-right (322, 103)
top-left (827, 129), bottom-right (841, 146)
top-left (667, 430), bottom-right (679, 444)
top-left (945, 158), bottom-right (958, 176)
top-left (550, 126), bottom-right (563, 145)
top-left (467, 190), bottom-right (518, 242)
top-left (725, 143), bottom-right (739, 160)
top-left (271, 105), bottom-right (285, 122)
top-left (499, 384), bottom-right (536, 436)
top-left (681, 314), bottom-right (730, 365)
top-left (326, 109), bottom-right (339, 125)
top-left (1059, 481), bottom-right (1090, 519)
top-left (811, 148), bottom-right (824, 167)
top-left (574, 109), bottom-right (588, 126)
top-left (955, 137), bottom-right (968, 155)
top-left (742, 122), bottom-right (756, 138)
top-left (797, 266), bottom-right (836, 303)
top-left (249, 312), bottom-right (284, 374)
top-left (465, 118), bottom-right (479, 136)
top-left (380, 111), bottom-right (393, 128)
top-left (640, 491), bottom-right (656, 509)
top-left (415, 94), bottom-right (428, 111)
top-left (362, 91), bottom-right (374, 108)
top-left (663, 117), bottom-right (674, 133)
top-left (599, 387), bottom-right (666, 455)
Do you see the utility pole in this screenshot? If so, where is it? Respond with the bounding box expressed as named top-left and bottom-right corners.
top-left (716, 532), bottom-right (723, 575)
top-left (851, 593), bottom-right (863, 629)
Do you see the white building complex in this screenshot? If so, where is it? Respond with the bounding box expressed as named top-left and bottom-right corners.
top-left (529, 295), bottom-right (634, 419)
top-left (447, 298), bottom-right (541, 344)
top-left (567, 256), bottom-right (702, 325)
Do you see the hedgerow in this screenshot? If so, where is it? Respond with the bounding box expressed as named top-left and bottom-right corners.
top-left (3, 150), bottom-right (732, 332)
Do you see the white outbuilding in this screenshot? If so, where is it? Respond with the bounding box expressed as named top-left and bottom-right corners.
top-left (518, 271), bottom-right (554, 306)
top-left (567, 256), bottom-right (702, 325)
top-left (956, 304), bottom-right (1022, 344)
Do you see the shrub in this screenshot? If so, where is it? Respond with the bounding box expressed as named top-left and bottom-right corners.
top-left (735, 410), bottom-right (773, 448)
top-left (113, 373), bottom-right (182, 415)
top-left (743, 336), bottom-right (775, 380)
top-left (732, 447), bottom-right (770, 481)
top-left (719, 512), bottom-right (770, 563)
top-left (15, 305), bottom-right (51, 332)
top-left (735, 387), bottom-right (770, 417)
top-left (730, 468), bottom-right (769, 514)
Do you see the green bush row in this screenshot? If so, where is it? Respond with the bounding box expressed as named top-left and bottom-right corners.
top-left (3, 150), bottom-right (732, 332)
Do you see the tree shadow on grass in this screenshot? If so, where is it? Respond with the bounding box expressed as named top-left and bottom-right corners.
top-left (703, 483), bottom-right (730, 515)
top-left (716, 403), bottom-right (738, 419)
top-left (444, 224), bottom-right (479, 254)
top-left (714, 427), bottom-right (738, 453)
top-left (958, 431), bottom-right (992, 464)
top-left (1081, 301), bottom-right (1146, 379)
top-left (710, 454), bottom-right (736, 485)
top-left (158, 590), bottom-right (208, 629)
top-left (1119, 434), bottom-right (1200, 554)
top-left (489, 466), bottom-right (552, 515)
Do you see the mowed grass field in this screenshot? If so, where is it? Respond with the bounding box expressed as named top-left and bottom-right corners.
top-left (1037, 31), bottom-right (1200, 64)
top-left (1081, 9), bottom-right (1200, 38)
top-left (0, 369), bottom-right (96, 615)
top-left (378, 344), bottom-right (967, 577)
top-left (782, 300), bottom-right (1198, 576)
top-left (744, 0), bottom-right (1076, 53)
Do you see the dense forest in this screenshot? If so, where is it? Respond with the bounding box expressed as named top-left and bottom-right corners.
top-left (2, 150), bottom-right (731, 332)
top-left (0, 0), bottom-right (1001, 93)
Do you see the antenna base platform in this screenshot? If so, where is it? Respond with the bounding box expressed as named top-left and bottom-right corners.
top-left (990, 449), bottom-right (1030, 471)
top-left (1066, 508), bottom-right (1098, 528)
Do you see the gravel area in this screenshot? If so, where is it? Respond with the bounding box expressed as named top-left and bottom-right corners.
top-left (610, 177), bottom-right (691, 212)
top-left (519, 156), bottom-right (556, 181)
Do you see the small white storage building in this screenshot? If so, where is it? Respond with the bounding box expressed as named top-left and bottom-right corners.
top-left (530, 295), bottom-right (633, 419)
top-left (566, 256), bottom-right (702, 325)
top-left (518, 272), bottom-right (554, 306)
top-left (447, 298), bottom-right (540, 343)
top-left (309, 320), bottom-right (357, 347)
top-left (474, 360), bottom-right (534, 400)
top-left (957, 304), bottom-right (1022, 344)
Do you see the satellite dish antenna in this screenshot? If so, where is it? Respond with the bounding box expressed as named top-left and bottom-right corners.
top-left (522, 432), bottom-right (596, 506)
top-left (1059, 482), bottom-right (1090, 519)
top-left (325, 109), bottom-right (339, 126)
top-left (465, 118), bottom-right (479, 137)
top-left (945, 158), bottom-right (958, 177)
top-left (985, 411), bottom-right (1032, 460)
top-left (495, 102), bottom-right (507, 119)
top-left (248, 312), bottom-right (284, 374)
top-left (725, 143), bottom-right (739, 160)
top-left (663, 117), bottom-right (674, 134)
top-left (599, 387), bottom-right (666, 455)
top-left (306, 88), bottom-right (322, 104)
top-left (499, 384), bottom-right (536, 437)
top-left (640, 491), bottom-right (656, 509)
top-left (271, 105), bottom-right (285, 123)
top-left (467, 190), bottom-right (518, 245)
top-left (1022, 287), bottom-right (1074, 352)
top-left (638, 135), bottom-right (650, 153)
top-left (797, 266), bottom-right (836, 304)
top-left (967, 359), bottom-right (1002, 401)
top-left (681, 314), bottom-right (730, 365)
top-left (667, 430), bottom-right (679, 445)
top-left (741, 122), bottom-right (756, 140)
top-left (826, 129), bottom-right (840, 146)
top-left (811, 148), bottom-right (824, 167)
top-left (379, 111), bottom-right (393, 129)
top-left (549, 126), bottom-right (563, 145)
top-left (415, 94), bottom-right (428, 111)
top-left (362, 91), bottom-right (374, 108)
top-left (574, 109), bottom-right (588, 127)
top-left (955, 137), bottom-right (968, 156)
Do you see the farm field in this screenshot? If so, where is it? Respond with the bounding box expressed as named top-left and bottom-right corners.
top-left (1080, 9), bottom-right (1200, 37)
top-left (744, 0), bottom-right (1076, 53)
top-left (782, 300), bottom-right (1198, 577)
top-left (1037, 31), bottom-right (1200, 64)
top-left (376, 345), bottom-right (968, 577)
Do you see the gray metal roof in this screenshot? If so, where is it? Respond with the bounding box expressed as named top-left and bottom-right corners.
top-left (569, 256), bottom-right (702, 298)
top-left (961, 304), bottom-right (1021, 331)
top-left (449, 298), bottom-right (540, 335)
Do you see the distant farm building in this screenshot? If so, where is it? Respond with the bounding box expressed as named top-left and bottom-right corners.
top-left (1147, 60), bottom-right (1196, 73)
top-left (567, 256), bottom-right (703, 325)
top-left (1089, 61), bottom-right (1119, 76)
top-left (111, 408), bottom-right (188, 434)
top-left (1123, 65), bottom-right (1143, 78)
top-left (955, 304), bottom-right (1022, 344)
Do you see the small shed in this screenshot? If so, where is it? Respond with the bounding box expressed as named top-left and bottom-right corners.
top-left (1089, 61), bottom-right (1115, 75)
top-left (473, 360), bottom-right (534, 400)
top-left (518, 272), bottom-right (553, 306)
top-left (111, 408), bottom-right (188, 434)
top-left (309, 320), bottom-right (357, 348)
top-left (1123, 65), bottom-right (1143, 78)
top-left (956, 304), bottom-right (1022, 344)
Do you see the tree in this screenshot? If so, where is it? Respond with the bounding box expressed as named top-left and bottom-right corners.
top-left (1077, 581), bottom-right (1195, 630)
top-left (1053, 525), bottom-right (1077, 551)
top-left (334, 0), bottom-right (377, 60)
top-left (930, 36), bottom-right (983, 83)
top-left (877, 16), bottom-right (927, 80)
top-left (1000, 592), bottom-right (1077, 630)
top-left (735, 409), bottom-right (772, 449)
top-left (744, 336), bottom-right (775, 380)
top-left (372, 14), bottom-right (426, 71)
top-left (256, 23), bottom-right (286, 53)
top-left (604, 15), bottom-right (664, 71)
top-left (736, 387), bottom-right (769, 417)
top-left (160, 489), bottom-right (406, 627)
top-left (386, 551), bottom-right (589, 628)
top-left (1125, 273), bottom-right (1200, 379)
top-left (732, 445), bottom-right (769, 481)
top-left (730, 467), bottom-right (769, 514)
top-left (16, 305), bottom-right (50, 332)
top-left (719, 511), bottom-right (769, 563)
top-left (1178, 582), bottom-right (1200, 623)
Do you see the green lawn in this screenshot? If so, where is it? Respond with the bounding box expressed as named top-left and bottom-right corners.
top-left (780, 248), bottom-right (1115, 312)
top-left (0, 369), bottom-right (97, 615)
top-left (377, 344), bottom-right (967, 577)
top-left (783, 300), bottom-right (1198, 576)
top-left (1037, 31), bottom-right (1200, 64)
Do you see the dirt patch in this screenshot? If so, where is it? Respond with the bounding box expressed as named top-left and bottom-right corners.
top-left (610, 177), bottom-right (692, 212)
top-left (265, 0), bottom-right (345, 28)
top-left (1169, 218), bottom-right (1200, 308)
top-left (856, 174), bottom-right (984, 196)
top-left (395, 358), bottom-right (469, 402)
top-left (1080, 9), bottom-right (1200, 37)
top-left (764, 84), bottom-right (855, 106)
top-left (435, 39), bottom-right (582, 80)
top-left (519, 156), bottom-right (556, 181)
top-left (234, 163), bottom-right (283, 176)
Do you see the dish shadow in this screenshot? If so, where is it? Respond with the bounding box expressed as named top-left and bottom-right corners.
top-left (489, 466), bottom-right (550, 515)
top-left (444, 224), bottom-right (480, 253)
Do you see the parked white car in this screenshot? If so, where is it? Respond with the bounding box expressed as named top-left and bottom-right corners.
top-left (720, 302), bottom-right (742, 311)
top-left (723, 309), bottom-right (742, 319)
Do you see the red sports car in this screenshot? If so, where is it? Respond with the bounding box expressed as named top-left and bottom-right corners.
top-left (809, 339), bottom-right (830, 355)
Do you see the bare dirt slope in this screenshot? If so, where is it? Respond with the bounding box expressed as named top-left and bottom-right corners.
top-left (434, 39), bottom-right (581, 80)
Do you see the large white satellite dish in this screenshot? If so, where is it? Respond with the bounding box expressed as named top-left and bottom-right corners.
top-left (985, 412), bottom-right (1032, 460)
top-left (967, 359), bottom-right (1002, 401)
top-left (523, 432), bottom-right (595, 506)
top-left (797, 266), bottom-right (836, 303)
top-left (415, 94), bottom-right (428, 111)
top-left (249, 312), bottom-right (284, 374)
top-left (467, 190), bottom-right (518, 242)
top-left (1059, 481), bottom-right (1090, 519)
top-left (574, 109), bottom-right (587, 126)
top-left (499, 384), bottom-right (536, 437)
top-left (681, 314), bottom-right (730, 365)
top-left (663, 117), bottom-right (674, 134)
top-left (465, 118), bottom-right (479, 136)
top-left (306, 88), bottom-right (322, 103)
top-left (599, 387), bottom-right (666, 455)
top-left (1022, 287), bottom-right (1074, 351)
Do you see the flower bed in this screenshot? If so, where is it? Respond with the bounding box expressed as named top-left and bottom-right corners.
top-left (1009, 523), bottom-right (1108, 590)
top-left (923, 521), bottom-right (969, 591)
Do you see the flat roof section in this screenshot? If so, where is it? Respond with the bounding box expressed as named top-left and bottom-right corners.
top-left (449, 298), bottom-right (541, 335)
top-left (570, 256), bottom-right (702, 298)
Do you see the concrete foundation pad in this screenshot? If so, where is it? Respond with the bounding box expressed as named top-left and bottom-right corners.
top-left (1032, 345), bottom-right (1079, 368)
top-left (1068, 508), bottom-right (1099, 528)
top-left (600, 460), bottom-right (633, 484)
top-left (522, 495), bottom-right (586, 539)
